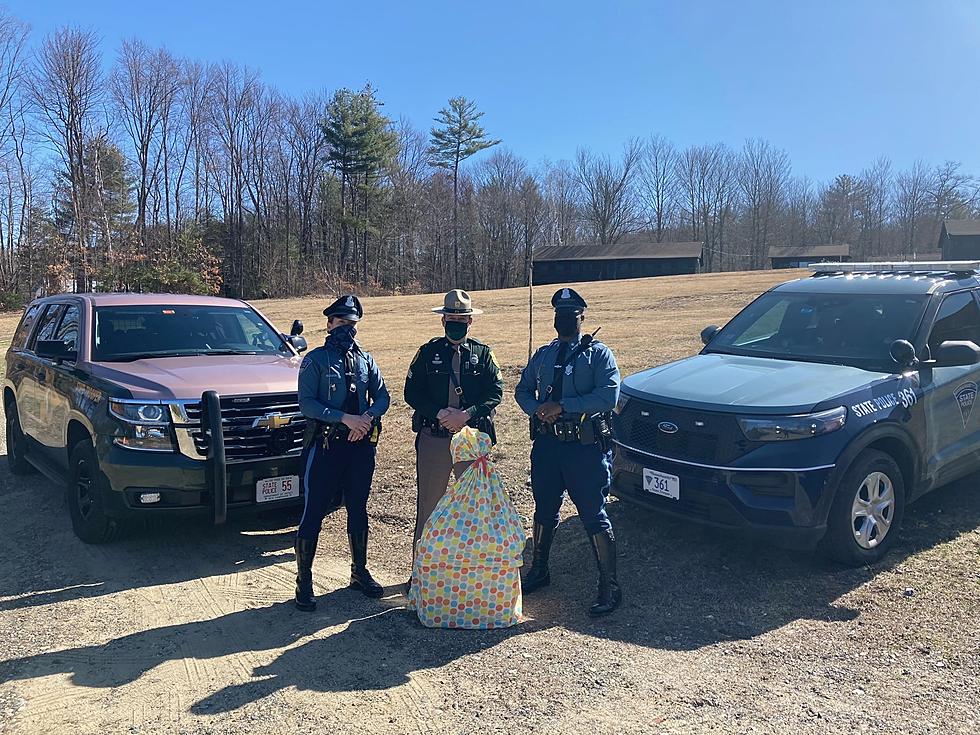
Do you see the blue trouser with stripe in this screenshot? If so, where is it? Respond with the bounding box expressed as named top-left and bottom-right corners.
top-left (297, 439), bottom-right (376, 539)
top-left (530, 434), bottom-right (613, 534)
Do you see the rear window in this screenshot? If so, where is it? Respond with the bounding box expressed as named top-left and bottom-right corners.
top-left (92, 304), bottom-right (289, 362)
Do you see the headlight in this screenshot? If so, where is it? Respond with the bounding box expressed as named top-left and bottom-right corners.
top-left (114, 425), bottom-right (174, 452)
top-left (738, 406), bottom-right (847, 442)
top-left (614, 393), bottom-right (631, 415)
top-left (110, 400), bottom-right (169, 424)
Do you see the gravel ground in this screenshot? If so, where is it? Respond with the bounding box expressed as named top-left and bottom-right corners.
top-left (0, 272), bottom-right (978, 734)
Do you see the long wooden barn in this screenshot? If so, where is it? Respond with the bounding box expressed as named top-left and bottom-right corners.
top-left (532, 241), bottom-right (703, 285)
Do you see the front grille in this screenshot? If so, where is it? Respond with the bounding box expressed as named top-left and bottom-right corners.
top-left (182, 393), bottom-right (305, 461)
top-left (614, 398), bottom-right (757, 465)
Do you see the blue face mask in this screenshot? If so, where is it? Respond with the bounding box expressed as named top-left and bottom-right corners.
top-left (329, 324), bottom-right (357, 352)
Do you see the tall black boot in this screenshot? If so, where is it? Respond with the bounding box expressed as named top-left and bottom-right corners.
top-left (294, 536), bottom-right (317, 611)
top-left (522, 523), bottom-right (557, 594)
top-left (349, 531), bottom-right (384, 598)
top-left (588, 528), bottom-right (622, 616)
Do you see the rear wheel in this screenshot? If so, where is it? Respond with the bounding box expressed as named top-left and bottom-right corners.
top-left (821, 449), bottom-right (905, 566)
top-left (5, 402), bottom-right (36, 475)
top-left (67, 440), bottom-right (121, 544)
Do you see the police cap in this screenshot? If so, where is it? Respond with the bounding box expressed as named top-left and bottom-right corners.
top-left (323, 294), bottom-right (363, 321)
top-left (551, 287), bottom-right (587, 312)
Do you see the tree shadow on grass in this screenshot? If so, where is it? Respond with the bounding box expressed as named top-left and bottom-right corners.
top-left (519, 473), bottom-right (980, 651)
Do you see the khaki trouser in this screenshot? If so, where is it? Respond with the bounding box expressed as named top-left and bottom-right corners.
top-left (413, 429), bottom-right (472, 547)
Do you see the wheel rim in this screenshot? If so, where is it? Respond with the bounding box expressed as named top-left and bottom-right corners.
top-left (76, 459), bottom-right (96, 521)
top-left (851, 471), bottom-right (895, 549)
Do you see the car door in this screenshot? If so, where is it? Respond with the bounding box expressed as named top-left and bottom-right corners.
top-left (18, 304), bottom-right (64, 442)
top-left (39, 303), bottom-right (81, 460)
top-left (919, 289), bottom-right (980, 483)
top-left (6, 303), bottom-right (41, 431)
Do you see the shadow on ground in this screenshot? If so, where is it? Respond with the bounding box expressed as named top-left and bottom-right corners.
top-left (0, 458), bottom-right (300, 611)
top-left (521, 472), bottom-right (980, 651)
top-left (2, 455), bottom-right (978, 715)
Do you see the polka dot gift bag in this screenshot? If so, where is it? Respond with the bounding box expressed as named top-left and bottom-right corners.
top-left (408, 426), bottom-right (524, 629)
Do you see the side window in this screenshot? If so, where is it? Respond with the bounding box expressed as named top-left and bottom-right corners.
top-left (54, 305), bottom-right (80, 352)
top-left (928, 292), bottom-right (980, 354)
top-left (10, 305), bottom-right (40, 351)
top-left (30, 305), bottom-right (65, 350)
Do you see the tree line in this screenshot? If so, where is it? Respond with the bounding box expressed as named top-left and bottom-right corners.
top-left (0, 11), bottom-right (977, 307)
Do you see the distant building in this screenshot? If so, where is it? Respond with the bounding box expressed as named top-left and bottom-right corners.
top-left (769, 244), bottom-right (851, 269)
top-left (938, 220), bottom-right (980, 260)
top-left (531, 241), bottom-right (703, 285)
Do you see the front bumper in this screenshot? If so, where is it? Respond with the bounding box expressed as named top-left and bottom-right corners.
top-left (98, 443), bottom-right (305, 518)
top-left (611, 442), bottom-right (835, 549)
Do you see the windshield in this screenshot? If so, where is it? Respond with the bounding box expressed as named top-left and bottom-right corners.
top-left (706, 291), bottom-right (929, 371)
top-left (92, 305), bottom-right (290, 362)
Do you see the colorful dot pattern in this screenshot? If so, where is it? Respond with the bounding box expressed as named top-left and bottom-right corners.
top-left (408, 427), bottom-right (524, 629)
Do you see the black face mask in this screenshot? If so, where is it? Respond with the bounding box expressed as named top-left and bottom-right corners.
top-left (554, 312), bottom-right (580, 339)
top-left (445, 321), bottom-right (469, 342)
top-left (329, 324), bottom-right (357, 352)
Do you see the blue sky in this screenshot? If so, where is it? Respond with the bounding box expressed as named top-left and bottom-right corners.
top-left (9, 1), bottom-right (980, 182)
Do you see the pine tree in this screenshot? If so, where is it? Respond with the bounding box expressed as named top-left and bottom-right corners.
top-left (429, 97), bottom-right (500, 284)
top-left (322, 85), bottom-right (398, 283)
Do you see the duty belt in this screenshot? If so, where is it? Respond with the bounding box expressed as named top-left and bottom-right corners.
top-left (535, 415), bottom-right (583, 442)
top-left (418, 415), bottom-right (452, 438)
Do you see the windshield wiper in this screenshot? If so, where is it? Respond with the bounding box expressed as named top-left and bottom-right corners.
top-left (106, 350), bottom-right (203, 362)
top-left (199, 349), bottom-right (262, 356)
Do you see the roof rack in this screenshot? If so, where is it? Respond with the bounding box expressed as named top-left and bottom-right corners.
top-left (808, 261), bottom-right (980, 275)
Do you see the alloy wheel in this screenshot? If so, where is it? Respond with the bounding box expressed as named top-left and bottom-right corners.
top-left (851, 471), bottom-right (895, 549)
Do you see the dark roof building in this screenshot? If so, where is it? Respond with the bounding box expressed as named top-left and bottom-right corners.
top-left (531, 241), bottom-right (702, 285)
top-left (769, 244), bottom-right (851, 269)
top-left (939, 220), bottom-right (980, 260)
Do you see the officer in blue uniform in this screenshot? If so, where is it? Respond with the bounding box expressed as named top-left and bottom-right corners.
top-left (294, 294), bottom-right (390, 611)
top-left (515, 287), bottom-right (623, 616)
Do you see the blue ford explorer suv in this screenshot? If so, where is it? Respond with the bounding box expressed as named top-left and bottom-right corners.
top-left (611, 262), bottom-right (980, 565)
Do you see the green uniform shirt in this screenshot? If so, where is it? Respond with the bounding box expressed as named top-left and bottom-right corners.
top-left (404, 336), bottom-right (503, 424)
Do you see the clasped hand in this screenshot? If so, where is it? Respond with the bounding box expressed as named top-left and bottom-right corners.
top-left (437, 407), bottom-right (470, 433)
top-left (535, 400), bottom-right (563, 423)
top-left (341, 412), bottom-right (374, 441)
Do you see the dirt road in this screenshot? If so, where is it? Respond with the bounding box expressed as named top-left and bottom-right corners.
top-left (1, 272), bottom-right (978, 734)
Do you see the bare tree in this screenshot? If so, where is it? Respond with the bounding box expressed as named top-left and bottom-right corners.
top-left (574, 138), bottom-right (642, 244)
top-left (540, 158), bottom-right (579, 246)
top-left (27, 27), bottom-right (104, 291)
top-left (737, 138), bottom-right (790, 268)
top-left (110, 39), bottom-right (180, 246)
top-left (894, 161), bottom-right (932, 258)
top-left (639, 134), bottom-right (678, 242)
top-left (857, 157), bottom-right (892, 258)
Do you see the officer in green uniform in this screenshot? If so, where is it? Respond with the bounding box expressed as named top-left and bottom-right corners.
top-left (404, 289), bottom-right (503, 588)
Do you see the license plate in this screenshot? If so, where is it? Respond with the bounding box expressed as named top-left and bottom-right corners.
top-left (643, 468), bottom-right (680, 500)
top-left (256, 475), bottom-right (300, 503)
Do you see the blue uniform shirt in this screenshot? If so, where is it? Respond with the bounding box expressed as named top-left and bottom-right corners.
top-left (515, 334), bottom-right (621, 417)
top-left (298, 341), bottom-right (390, 423)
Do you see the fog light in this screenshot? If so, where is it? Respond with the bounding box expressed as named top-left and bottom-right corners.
top-left (139, 492), bottom-right (161, 504)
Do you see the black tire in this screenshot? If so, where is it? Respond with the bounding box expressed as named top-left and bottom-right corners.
top-left (821, 449), bottom-right (905, 567)
top-left (5, 402), bottom-right (37, 475)
top-left (67, 440), bottom-right (121, 544)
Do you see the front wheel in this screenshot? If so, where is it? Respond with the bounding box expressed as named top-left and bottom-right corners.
top-left (821, 449), bottom-right (905, 566)
top-left (67, 440), bottom-right (121, 544)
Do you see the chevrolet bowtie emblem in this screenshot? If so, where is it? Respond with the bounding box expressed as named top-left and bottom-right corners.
top-left (252, 413), bottom-right (292, 430)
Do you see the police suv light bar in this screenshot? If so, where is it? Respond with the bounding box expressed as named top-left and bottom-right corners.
top-left (808, 261), bottom-right (980, 274)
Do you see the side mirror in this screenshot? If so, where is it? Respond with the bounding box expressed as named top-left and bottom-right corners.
top-left (932, 340), bottom-right (980, 368)
top-left (700, 325), bottom-right (720, 346)
top-left (290, 320), bottom-right (304, 336)
top-left (889, 339), bottom-right (917, 369)
top-left (36, 339), bottom-right (77, 363)
top-left (287, 335), bottom-right (308, 354)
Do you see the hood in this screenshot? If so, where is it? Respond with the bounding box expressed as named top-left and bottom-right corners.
top-left (86, 353), bottom-right (303, 401)
top-left (623, 353), bottom-right (892, 415)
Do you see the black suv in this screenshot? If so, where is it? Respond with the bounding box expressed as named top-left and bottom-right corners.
top-left (612, 262), bottom-right (980, 565)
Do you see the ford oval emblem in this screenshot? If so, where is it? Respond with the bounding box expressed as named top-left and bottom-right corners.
top-left (658, 421), bottom-right (679, 434)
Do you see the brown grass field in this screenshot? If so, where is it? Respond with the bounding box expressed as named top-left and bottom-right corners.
top-left (0, 270), bottom-right (977, 735)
